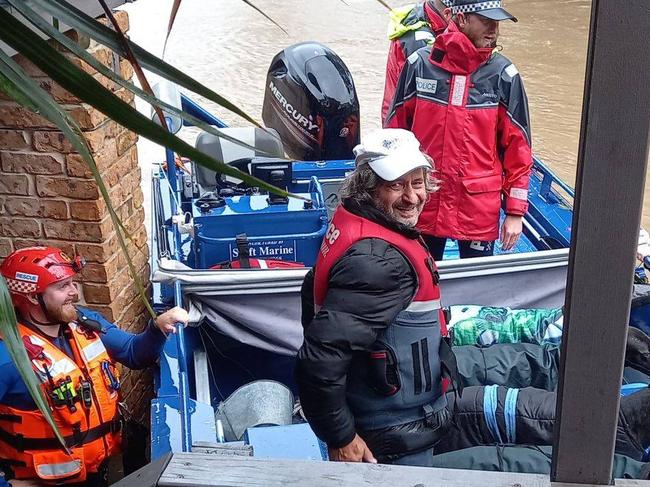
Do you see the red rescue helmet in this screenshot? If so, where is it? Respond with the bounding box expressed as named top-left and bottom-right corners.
top-left (0, 247), bottom-right (85, 312)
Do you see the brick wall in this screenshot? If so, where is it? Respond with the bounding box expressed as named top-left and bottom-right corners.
top-left (0, 11), bottom-right (153, 422)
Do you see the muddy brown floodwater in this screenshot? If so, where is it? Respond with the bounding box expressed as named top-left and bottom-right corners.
top-left (124, 0), bottom-right (650, 231)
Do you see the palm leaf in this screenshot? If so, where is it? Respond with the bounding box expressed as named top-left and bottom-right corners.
top-left (7, 0), bottom-right (272, 156)
top-left (30, 0), bottom-right (261, 128)
top-left (163, 0), bottom-right (183, 57)
top-left (0, 8), bottom-right (304, 201)
top-left (0, 65), bottom-right (38, 111)
top-left (0, 256), bottom-right (67, 450)
top-left (97, 0), bottom-right (168, 130)
top-left (239, 0), bottom-right (288, 35)
top-left (0, 47), bottom-right (156, 325)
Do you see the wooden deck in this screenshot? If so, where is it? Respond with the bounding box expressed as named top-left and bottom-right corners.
top-left (154, 454), bottom-right (647, 487)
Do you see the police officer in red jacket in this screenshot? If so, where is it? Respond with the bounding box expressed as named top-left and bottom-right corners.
top-left (296, 129), bottom-right (455, 467)
top-left (386, 0), bottom-right (532, 260)
top-left (382, 0), bottom-right (452, 124)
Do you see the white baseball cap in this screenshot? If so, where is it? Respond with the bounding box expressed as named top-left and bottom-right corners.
top-left (353, 129), bottom-right (431, 181)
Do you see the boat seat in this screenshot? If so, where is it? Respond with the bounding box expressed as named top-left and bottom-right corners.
top-left (193, 127), bottom-right (284, 193)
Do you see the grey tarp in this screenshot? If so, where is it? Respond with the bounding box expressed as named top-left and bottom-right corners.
top-left (153, 250), bottom-right (568, 356)
top-left (431, 445), bottom-right (650, 479)
top-left (189, 292), bottom-right (303, 356)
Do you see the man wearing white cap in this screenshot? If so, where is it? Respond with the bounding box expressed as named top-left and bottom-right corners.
top-left (385, 0), bottom-right (532, 261)
top-left (296, 129), bottom-right (457, 467)
top-left (381, 0), bottom-right (453, 123)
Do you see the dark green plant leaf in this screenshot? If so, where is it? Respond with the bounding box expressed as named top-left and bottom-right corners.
top-left (0, 263), bottom-right (67, 450)
top-left (30, 0), bottom-right (261, 128)
top-left (97, 0), bottom-right (168, 130)
top-left (7, 0), bottom-right (272, 156)
top-left (0, 47), bottom-right (156, 325)
top-left (0, 68), bottom-right (38, 111)
top-left (0, 7), bottom-right (304, 201)
top-left (163, 0), bottom-right (183, 56)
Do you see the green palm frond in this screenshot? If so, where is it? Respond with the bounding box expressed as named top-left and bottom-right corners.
top-left (0, 7), bottom-right (303, 201)
top-left (97, 0), bottom-right (169, 130)
top-left (0, 39), bottom-right (166, 445)
top-left (7, 0), bottom-right (271, 155)
top-left (30, 0), bottom-right (261, 128)
top-left (239, 0), bottom-right (288, 35)
top-left (0, 46), bottom-right (155, 320)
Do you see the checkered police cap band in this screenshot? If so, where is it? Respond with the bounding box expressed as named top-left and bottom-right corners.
top-left (440, 0), bottom-right (452, 6)
top-left (6, 278), bottom-right (37, 294)
top-left (452, 0), bottom-right (502, 15)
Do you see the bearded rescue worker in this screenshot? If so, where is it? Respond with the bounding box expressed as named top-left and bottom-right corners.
top-left (382, 0), bottom-right (452, 123)
top-left (296, 129), bottom-right (456, 467)
top-left (0, 247), bottom-right (188, 486)
top-left (385, 0), bottom-right (532, 260)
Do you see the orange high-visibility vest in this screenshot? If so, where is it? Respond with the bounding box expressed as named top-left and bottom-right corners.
top-left (0, 323), bottom-right (121, 484)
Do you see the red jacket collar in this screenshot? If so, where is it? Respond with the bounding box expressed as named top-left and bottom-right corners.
top-left (429, 21), bottom-right (492, 74)
top-left (424, 2), bottom-right (448, 35)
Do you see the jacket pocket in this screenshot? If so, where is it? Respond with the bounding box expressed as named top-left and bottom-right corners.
top-left (461, 174), bottom-right (503, 194)
top-left (458, 174), bottom-right (503, 236)
top-left (367, 345), bottom-right (401, 397)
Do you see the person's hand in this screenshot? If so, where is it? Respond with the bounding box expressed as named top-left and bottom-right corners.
top-left (328, 434), bottom-right (377, 463)
top-left (154, 306), bottom-right (189, 335)
top-left (500, 214), bottom-right (523, 251)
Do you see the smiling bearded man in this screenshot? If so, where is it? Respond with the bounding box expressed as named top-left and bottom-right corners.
top-left (296, 128), bottom-right (456, 468)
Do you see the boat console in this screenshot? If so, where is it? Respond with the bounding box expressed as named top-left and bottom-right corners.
top-left (191, 158), bottom-right (329, 268)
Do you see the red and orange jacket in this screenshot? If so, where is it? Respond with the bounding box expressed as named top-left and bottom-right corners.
top-left (0, 322), bottom-right (121, 484)
top-left (382, 2), bottom-right (448, 123)
top-left (385, 22), bottom-right (533, 241)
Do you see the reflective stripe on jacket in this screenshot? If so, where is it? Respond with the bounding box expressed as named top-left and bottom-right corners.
top-left (386, 22), bottom-right (533, 241)
top-left (0, 323), bottom-right (121, 483)
top-left (314, 206), bottom-right (447, 429)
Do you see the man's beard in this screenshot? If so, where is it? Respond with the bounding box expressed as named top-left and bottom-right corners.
top-left (376, 200), bottom-right (422, 227)
top-left (47, 299), bottom-right (78, 324)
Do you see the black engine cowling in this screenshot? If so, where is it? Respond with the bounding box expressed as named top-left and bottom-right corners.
top-left (262, 42), bottom-right (360, 161)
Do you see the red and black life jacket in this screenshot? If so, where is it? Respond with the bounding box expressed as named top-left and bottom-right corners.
top-left (313, 206), bottom-right (449, 429)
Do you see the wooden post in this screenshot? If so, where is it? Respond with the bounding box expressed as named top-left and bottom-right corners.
top-left (551, 0), bottom-right (650, 484)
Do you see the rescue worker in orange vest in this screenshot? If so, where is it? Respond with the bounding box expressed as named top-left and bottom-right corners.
top-left (0, 247), bottom-right (189, 486)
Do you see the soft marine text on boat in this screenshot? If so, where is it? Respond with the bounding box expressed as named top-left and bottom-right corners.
top-left (231, 242), bottom-right (296, 258)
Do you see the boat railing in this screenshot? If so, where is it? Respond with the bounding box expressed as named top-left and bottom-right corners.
top-left (534, 155), bottom-right (575, 201)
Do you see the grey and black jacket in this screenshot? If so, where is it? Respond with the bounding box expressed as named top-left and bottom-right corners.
top-left (296, 199), bottom-right (450, 459)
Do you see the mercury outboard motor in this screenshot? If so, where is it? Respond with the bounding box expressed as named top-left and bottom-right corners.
top-left (262, 42), bottom-right (360, 161)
